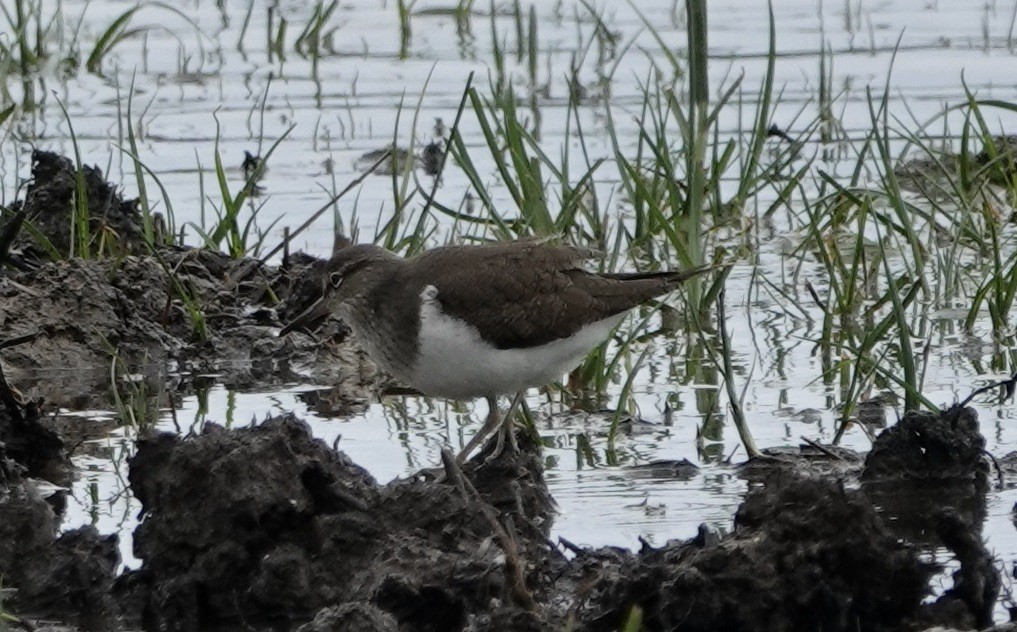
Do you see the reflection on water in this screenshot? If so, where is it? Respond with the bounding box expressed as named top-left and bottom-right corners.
top-left (66, 384), bottom-right (760, 568)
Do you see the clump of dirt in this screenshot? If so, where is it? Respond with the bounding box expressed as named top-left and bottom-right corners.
top-left (14, 526), bottom-right (120, 626)
top-left (861, 405), bottom-right (997, 630)
top-left (0, 361), bottom-right (122, 628)
top-left (0, 367), bottom-right (65, 480)
top-left (12, 150), bottom-right (146, 258)
top-left (568, 476), bottom-right (934, 632)
top-left (861, 406), bottom-right (990, 548)
top-left (0, 478), bottom-right (58, 578)
top-left (10, 252), bottom-right (300, 363)
top-left (120, 415), bottom-right (555, 631)
top-left (0, 442), bottom-right (119, 629)
top-left (0, 238), bottom-right (371, 411)
top-left (862, 406), bottom-right (989, 488)
top-left (0, 476), bottom-right (120, 629)
top-left (0, 150), bottom-right (375, 409)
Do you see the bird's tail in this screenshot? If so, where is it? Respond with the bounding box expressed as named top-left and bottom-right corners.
top-left (569, 263), bottom-right (725, 317)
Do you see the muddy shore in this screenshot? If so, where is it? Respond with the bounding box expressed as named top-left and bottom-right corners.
top-left (1, 152), bottom-right (1015, 630)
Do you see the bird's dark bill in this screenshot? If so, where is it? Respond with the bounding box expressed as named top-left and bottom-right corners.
top-left (279, 298), bottom-right (331, 336)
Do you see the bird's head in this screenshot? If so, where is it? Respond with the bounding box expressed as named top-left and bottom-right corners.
top-left (279, 242), bottom-right (400, 336)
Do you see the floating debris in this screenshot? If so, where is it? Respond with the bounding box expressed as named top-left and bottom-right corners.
top-left (242, 150), bottom-right (267, 197)
top-left (421, 140), bottom-right (445, 176)
top-left (355, 146), bottom-right (414, 175)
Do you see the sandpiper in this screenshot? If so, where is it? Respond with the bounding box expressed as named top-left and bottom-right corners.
top-left (282, 239), bottom-right (713, 462)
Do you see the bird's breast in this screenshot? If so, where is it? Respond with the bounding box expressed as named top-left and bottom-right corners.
top-left (407, 286), bottom-right (626, 399)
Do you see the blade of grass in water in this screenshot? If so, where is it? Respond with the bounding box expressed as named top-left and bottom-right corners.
top-left (54, 95), bottom-right (90, 259)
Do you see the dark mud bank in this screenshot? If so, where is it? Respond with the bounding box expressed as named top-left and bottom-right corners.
top-left (0, 403), bottom-right (1007, 631)
top-left (1, 150), bottom-right (372, 410)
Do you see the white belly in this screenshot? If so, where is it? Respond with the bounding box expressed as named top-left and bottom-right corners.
top-left (409, 290), bottom-right (626, 399)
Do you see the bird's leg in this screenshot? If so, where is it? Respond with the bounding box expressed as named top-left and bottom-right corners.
top-left (456, 395), bottom-right (503, 464)
top-left (491, 392), bottom-right (524, 459)
top-left (457, 392), bottom-right (527, 464)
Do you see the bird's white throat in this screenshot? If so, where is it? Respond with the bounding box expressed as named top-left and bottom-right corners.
top-left (409, 285), bottom-right (626, 399)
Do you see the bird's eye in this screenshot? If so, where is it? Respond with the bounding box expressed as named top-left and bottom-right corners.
top-left (329, 272), bottom-right (344, 289)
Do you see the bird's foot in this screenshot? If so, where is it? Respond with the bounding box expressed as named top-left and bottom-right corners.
top-left (484, 419), bottom-right (519, 464)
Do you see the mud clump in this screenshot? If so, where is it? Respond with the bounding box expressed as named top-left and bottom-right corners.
top-left (862, 406), bottom-right (988, 488)
top-left (0, 371), bottom-right (120, 627)
top-left (15, 526), bottom-right (120, 625)
top-left (861, 406), bottom-right (990, 553)
top-left (2, 251), bottom-right (331, 399)
top-left (0, 448), bottom-right (119, 628)
top-left (0, 242), bottom-right (370, 410)
top-left (122, 415), bottom-right (555, 631)
top-left (570, 476), bottom-right (933, 632)
top-left (13, 150), bottom-right (146, 258)
top-left (0, 479), bottom-right (58, 577)
top-left (0, 371), bottom-right (65, 479)
top-left (125, 415), bottom-right (380, 628)
top-left (862, 406), bottom-right (997, 629)
top-left (0, 151), bottom-right (371, 409)
top-left (2, 403), bottom-right (1005, 631)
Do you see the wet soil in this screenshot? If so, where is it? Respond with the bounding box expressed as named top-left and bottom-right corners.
top-left (117, 415), bottom-right (553, 632)
top-left (0, 152), bottom-right (1012, 631)
top-left (0, 404), bottom-right (984, 632)
top-left (1, 150), bottom-right (374, 411)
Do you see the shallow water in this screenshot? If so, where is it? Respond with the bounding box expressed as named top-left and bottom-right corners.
top-left (7, 0), bottom-right (1017, 622)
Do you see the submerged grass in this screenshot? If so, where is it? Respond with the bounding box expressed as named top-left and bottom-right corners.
top-left (107, 350), bottom-right (160, 431)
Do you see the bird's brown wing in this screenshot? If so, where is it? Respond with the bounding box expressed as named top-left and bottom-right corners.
top-left (407, 241), bottom-right (686, 349)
